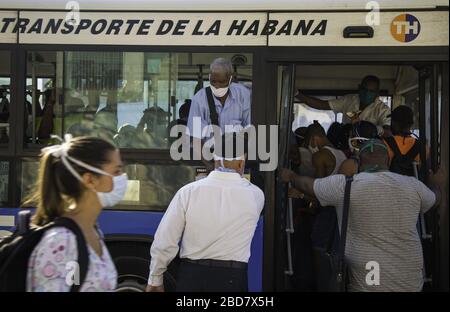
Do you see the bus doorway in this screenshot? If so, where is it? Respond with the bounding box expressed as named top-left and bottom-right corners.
top-left (275, 63), bottom-right (448, 292)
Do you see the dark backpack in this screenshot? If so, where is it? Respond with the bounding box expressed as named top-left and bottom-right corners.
top-left (0, 210), bottom-right (89, 292)
top-left (384, 136), bottom-right (420, 177)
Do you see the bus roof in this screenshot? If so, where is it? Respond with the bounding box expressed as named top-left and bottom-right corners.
top-left (1, 0), bottom-right (448, 11)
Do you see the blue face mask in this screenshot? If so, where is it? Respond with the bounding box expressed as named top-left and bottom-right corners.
top-left (359, 89), bottom-right (378, 106)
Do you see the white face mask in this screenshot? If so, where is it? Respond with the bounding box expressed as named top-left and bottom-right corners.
top-left (348, 137), bottom-right (370, 153)
top-left (72, 163), bottom-right (128, 208)
top-left (209, 75), bottom-right (232, 98)
top-left (96, 173), bottom-right (128, 208)
top-left (46, 143), bottom-right (129, 208)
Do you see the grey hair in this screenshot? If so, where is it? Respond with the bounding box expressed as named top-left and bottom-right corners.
top-left (210, 58), bottom-right (233, 76)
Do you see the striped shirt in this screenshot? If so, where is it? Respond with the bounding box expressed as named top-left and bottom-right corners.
top-left (313, 172), bottom-right (436, 292)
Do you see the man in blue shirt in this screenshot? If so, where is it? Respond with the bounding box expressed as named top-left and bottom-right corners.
top-left (186, 58), bottom-right (251, 168)
top-left (187, 58), bottom-right (251, 170)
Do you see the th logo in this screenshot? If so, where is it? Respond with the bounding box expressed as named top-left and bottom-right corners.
top-left (391, 14), bottom-right (421, 42)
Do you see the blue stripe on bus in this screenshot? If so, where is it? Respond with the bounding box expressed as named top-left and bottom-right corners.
top-left (0, 208), bottom-right (263, 292)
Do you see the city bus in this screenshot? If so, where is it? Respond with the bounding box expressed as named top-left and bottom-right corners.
top-left (0, 0), bottom-right (448, 292)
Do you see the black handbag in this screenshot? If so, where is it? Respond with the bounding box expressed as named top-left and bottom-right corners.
top-left (325, 176), bottom-right (353, 292)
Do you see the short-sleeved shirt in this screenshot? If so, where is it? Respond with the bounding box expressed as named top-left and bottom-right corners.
top-left (328, 94), bottom-right (391, 133)
top-left (313, 172), bottom-right (436, 292)
top-left (27, 227), bottom-right (117, 292)
top-left (187, 83), bottom-right (251, 138)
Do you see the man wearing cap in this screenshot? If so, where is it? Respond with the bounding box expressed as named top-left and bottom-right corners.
top-left (280, 139), bottom-right (443, 291)
top-left (146, 131), bottom-right (264, 292)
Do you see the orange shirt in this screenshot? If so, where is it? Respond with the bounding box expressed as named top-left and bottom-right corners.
top-left (384, 135), bottom-right (426, 163)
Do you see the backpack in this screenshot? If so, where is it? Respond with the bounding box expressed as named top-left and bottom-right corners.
top-left (384, 136), bottom-right (420, 177)
top-left (0, 210), bottom-right (89, 292)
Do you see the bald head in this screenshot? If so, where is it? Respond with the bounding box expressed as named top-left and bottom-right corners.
top-left (359, 139), bottom-right (390, 172)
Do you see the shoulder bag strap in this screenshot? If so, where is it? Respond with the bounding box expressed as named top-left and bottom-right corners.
top-left (53, 218), bottom-right (89, 292)
top-left (338, 176), bottom-right (353, 276)
top-left (205, 86), bottom-right (219, 127)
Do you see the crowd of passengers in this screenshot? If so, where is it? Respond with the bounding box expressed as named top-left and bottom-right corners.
top-left (281, 75), bottom-right (443, 292)
top-left (11, 58), bottom-right (444, 293)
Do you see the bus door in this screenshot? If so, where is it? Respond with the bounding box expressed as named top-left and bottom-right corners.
top-left (437, 62), bottom-right (449, 291)
top-left (417, 63), bottom-right (448, 291)
top-left (275, 64), bottom-right (296, 291)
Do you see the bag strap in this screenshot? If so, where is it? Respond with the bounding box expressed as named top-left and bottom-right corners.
top-left (325, 210), bottom-right (338, 254)
top-left (338, 176), bottom-right (353, 273)
top-left (384, 136), bottom-right (402, 159)
top-left (406, 139), bottom-right (420, 160)
top-left (205, 87), bottom-right (219, 127)
top-left (52, 218), bottom-right (89, 292)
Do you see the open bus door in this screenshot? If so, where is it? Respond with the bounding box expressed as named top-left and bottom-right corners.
top-left (275, 64), bottom-right (296, 291)
top-left (417, 62), bottom-right (448, 291)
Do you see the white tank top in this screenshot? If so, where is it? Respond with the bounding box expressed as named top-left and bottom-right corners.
top-left (323, 146), bottom-right (347, 175)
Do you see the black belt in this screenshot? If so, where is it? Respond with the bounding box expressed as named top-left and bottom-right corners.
top-left (181, 258), bottom-right (248, 270)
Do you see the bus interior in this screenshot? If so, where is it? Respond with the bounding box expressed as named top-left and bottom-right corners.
top-left (275, 62), bottom-right (446, 291)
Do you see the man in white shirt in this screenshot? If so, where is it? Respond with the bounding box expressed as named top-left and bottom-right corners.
top-left (146, 131), bottom-right (264, 292)
top-left (280, 139), bottom-right (443, 291)
top-left (296, 75), bottom-right (391, 135)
